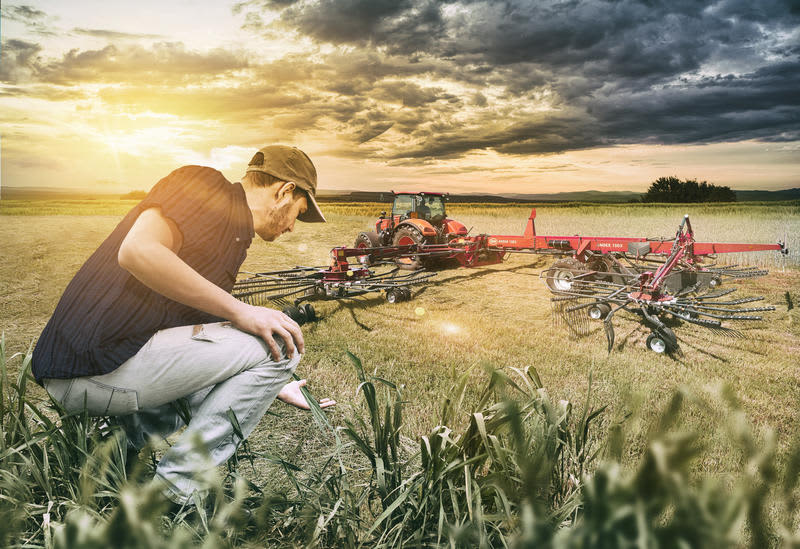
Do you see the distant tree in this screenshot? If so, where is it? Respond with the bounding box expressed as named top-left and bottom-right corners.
top-left (642, 177), bottom-right (736, 203)
top-left (120, 190), bottom-right (147, 200)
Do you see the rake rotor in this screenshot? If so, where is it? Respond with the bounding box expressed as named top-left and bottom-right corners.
top-left (233, 263), bottom-right (436, 308)
top-left (543, 263), bottom-right (775, 355)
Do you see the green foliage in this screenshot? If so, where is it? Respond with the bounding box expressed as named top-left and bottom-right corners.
top-left (3, 336), bottom-right (800, 547)
top-left (642, 176), bottom-right (737, 203)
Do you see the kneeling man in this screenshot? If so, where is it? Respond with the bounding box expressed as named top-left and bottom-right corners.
top-left (33, 145), bottom-right (331, 505)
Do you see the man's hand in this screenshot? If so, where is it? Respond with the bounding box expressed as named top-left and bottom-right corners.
top-left (231, 303), bottom-right (305, 360)
top-left (277, 379), bottom-right (336, 410)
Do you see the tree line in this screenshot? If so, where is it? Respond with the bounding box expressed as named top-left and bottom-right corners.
top-left (641, 176), bottom-right (736, 203)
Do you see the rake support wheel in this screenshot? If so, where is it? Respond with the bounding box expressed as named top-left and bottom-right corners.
top-left (545, 257), bottom-right (587, 293)
top-left (646, 327), bottom-right (678, 354)
top-left (589, 303), bottom-right (612, 320)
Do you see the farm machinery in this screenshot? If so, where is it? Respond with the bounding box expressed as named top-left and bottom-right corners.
top-left (233, 204), bottom-right (787, 354)
top-left (353, 191), bottom-right (468, 269)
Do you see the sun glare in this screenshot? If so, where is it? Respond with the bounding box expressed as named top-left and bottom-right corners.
top-left (440, 322), bottom-right (462, 336)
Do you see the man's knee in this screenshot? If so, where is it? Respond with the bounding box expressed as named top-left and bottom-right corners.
top-left (252, 343), bottom-right (302, 378)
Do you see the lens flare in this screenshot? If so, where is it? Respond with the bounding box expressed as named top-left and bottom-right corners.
top-left (415, 307), bottom-right (426, 316)
top-left (440, 322), bottom-right (462, 335)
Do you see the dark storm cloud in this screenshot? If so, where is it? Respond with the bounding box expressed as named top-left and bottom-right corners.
top-left (236, 0), bottom-right (800, 159)
top-left (356, 122), bottom-right (395, 143)
top-left (373, 81), bottom-right (455, 107)
top-left (394, 58), bottom-right (800, 159)
top-left (589, 60), bottom-right (800, 145)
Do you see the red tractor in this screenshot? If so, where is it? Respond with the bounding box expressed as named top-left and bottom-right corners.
top-left (354, 192), bottom-right (468, 269)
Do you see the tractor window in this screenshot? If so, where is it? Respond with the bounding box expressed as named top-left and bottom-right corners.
top-left (426, 196), bottom-right (446, 219)
top-left (393, 195), bottom-right (414, 217)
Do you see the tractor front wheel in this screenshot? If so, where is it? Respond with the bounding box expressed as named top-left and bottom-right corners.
top-left (392, 226), bottom-right (426, 270)
top-left (354, 231), bottom-right (380, 249)
top-left (354, 231), bottom-right (381, 265)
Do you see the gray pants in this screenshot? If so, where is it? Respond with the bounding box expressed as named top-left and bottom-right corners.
top-left (43, 322), bottom-right (300, 504)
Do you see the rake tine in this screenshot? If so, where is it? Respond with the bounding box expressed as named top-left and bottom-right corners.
top-left (692, 296), bottom-right (765, 306)
top-left (603, 315), bottom-right (615, 353)
top-left (684, 305), bottom-right (775, 314)
top-left (695, 288), bottom-right (738, 300)
top-left (663, 309), bottom-right (722, 329)
top-left (690, 312), bottom-right (765, 321)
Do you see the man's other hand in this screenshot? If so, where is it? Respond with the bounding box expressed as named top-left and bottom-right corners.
top-left (232, 303), bottom-right (305, 360)
top-left (278, 379), bottom-right (336, 410)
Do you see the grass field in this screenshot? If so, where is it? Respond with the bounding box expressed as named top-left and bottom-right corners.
top-left (2, 200), bottom-right (799, 545)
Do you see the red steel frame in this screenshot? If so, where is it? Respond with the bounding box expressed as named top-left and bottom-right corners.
top-left (325, 209), bottom-right (785, 285)
top-left (482, 209), bottom-right (783, 258)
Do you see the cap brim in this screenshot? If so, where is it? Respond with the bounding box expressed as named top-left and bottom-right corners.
top-left (297, 191), bottom-right (326, 223)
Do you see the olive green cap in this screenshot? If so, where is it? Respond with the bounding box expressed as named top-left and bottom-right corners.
top-left (246, 145), bottom-right (326, 223)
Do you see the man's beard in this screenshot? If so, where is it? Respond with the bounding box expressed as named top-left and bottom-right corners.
top-left (257, 201), bottom-right (293, 241)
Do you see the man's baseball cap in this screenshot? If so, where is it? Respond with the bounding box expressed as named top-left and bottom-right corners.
top-left (246, 145), bottom-right (326, 223)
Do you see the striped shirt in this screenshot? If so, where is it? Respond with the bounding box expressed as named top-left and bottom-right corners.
top-left (32, 166), bottom-right (254, 383)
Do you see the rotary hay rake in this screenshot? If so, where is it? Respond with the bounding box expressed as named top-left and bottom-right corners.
top-left (544, 216), bottom-right (779, 354)
top-left (232, 256), bottom-right (436, 324)
top-left (233, 208), bottom-right (787, 354)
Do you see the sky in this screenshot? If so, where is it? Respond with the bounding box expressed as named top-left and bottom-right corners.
top-left (1, 0), bottom-right (799, 195)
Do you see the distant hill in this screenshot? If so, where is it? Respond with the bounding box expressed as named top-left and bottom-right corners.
top-left (501, 190), bottom-right (643, 203)
top-left (734, 188), bottom-right (800, 201)
top-left (4, 186), bottom-right (799, 203)
top-left (1, 186), bottom-right (108, 200)
top-left (315, 190), bottom-right (544, 203)
top-left (315, 189), bottom-right (644, 203)
top-left (318, 189), bottom-right (800, 203)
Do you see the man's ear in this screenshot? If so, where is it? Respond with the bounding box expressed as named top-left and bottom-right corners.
top-left (276, 181), bottom-right (296, 201)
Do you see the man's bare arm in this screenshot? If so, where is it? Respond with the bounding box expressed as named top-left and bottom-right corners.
top-left (117, 207), bottom-right (303, 359)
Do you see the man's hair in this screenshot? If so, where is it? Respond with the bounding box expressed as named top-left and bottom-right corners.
top-left (242, 171), bottom-right (285, 188)
top-left (242, 171), bottom-right (307, 201)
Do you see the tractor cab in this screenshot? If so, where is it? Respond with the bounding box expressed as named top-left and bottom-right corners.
top-left (391, 192), bottom-right (448, 225)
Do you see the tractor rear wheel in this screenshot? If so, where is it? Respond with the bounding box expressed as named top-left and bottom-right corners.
top-left (545, 257), bottom-right (587, 293)
top-left (392, 225), bottom-right (425, 270)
